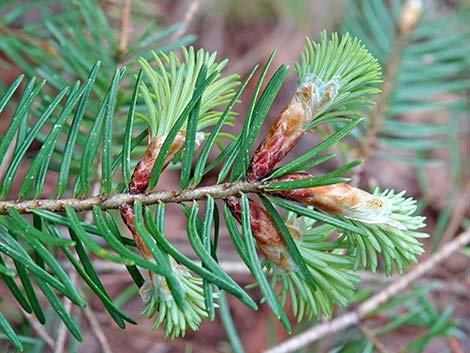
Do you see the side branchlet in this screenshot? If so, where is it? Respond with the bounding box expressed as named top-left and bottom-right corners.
top-left (120, 47), bottom-right (239, 338)
top-left (230, 32), bottom-right (426, 325)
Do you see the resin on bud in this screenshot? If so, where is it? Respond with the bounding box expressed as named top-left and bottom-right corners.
top-left (297, 74), bottom-right (340, 122)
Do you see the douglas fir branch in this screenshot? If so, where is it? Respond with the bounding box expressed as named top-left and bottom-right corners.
top-left (116, 33), bottom-right (427, 336)
top-left (0, 31), bottom-right (429, 342)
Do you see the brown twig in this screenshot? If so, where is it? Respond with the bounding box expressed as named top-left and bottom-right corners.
top-left (20, 309), bottom-right (55, 349)
top-left (447, 336), bottom-right (465, 353)
top-left (170, 0), bottom-right (202, 42)
top-left (0, 180), bottom-right (261, 214)
top-left (118, 0), bottom-right (132, 56)
top-left (83, 304), bottom-right (114, 353)
top-left (88, 259), bottom-right (470, 296)
top-left (264, 229), bottom-right (470, 353)
top-left (54, 272), bottom-right (77, 353)
top-left (359, 324), bottom-right (392, 353)
top-left (438, 181), bottom-right (470, 249)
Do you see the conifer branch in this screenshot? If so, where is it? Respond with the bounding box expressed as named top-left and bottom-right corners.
top-left (358, 36), bottom-right (405, 168)
top-left (1, 0), bottom-right (452, 345)
top-left (118, 0), bottom-right (132, 57)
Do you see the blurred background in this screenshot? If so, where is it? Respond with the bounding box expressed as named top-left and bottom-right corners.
top-left (0, 0), bottom-right (469, 352)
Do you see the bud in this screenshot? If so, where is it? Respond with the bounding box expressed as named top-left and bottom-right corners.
top-left (400, 0), bottom-right (423, 34)
top-left (122, 130), bottom-right (198, 256)
top-left (247, 96), bottom-right (307, 181)
top-left (128, 131), bottom-right (205, 194)
top-left (120, 129), bottom-right (209, 338)
top-left (227, 196), bottom-right (292, 270)
top-left (121, 202), bottom-right (213, 339)
top-left (123, 129), bottom-right (205, 250)
top-left (119, 203), bottom-right (152, 259)
top-left (247, 76), bottom-right (341, 181)
top-left (247, 33), bottom-right (380, 182)
top-left (270, 172), bottom-right (426, 231)
top-left (226, 196), bottom-right (359, 319)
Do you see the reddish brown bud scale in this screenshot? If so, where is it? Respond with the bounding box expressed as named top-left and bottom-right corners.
top-left (128, 160), bottom-right (153, 194)
top-left (271, 172), bottom-right (353, 214)
top-left (121, 131), bottom-right (188, 261)
top-left (269, 172), bottom-right (320, 204)
top-left (128, 132), bottom-right (187, 194)
top-left (227, 196), bottom-right (291, 270)
top-left (120, 203), bottom-right (152, 259)
top-left (271, 172), bottom-right (385, 217)
top-left (247, 95), bottom-right (307, 181)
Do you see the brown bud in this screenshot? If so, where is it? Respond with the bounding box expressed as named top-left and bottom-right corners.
top-left (247, 95), bottom-right (307, 181)
top-left (227, 196), bottom-right (291, 270)
top-left (128, 132), bottom-right (188, 194)
top-left (124, 130), bottom-right (194, 262)
top-left (271, 173), bottom-right (390, 223)
top-left (128, 137), bottom-right (161, 194)
top-left (119, 203), bottom-right (152, 259)
top-left (247, 74), bottom-right (339, 181)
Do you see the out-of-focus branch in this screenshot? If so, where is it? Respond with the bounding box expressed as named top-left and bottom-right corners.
top-left (353, 0), bottom-right (422, 186)
top-left (353, 37), bottom-right (406, 186)
top-left (170, 0), bottom-right (202, 41)
top-left (264, 229), bottom-right (470, 353)
top-left (83, 305), bottom-right (114, 353)
top-left (118, 0), bottom-right (132, 56)
top-left (358, 324), bottom-right (391, 353)
top-left (21, 309), bottom-right (55, 349)
top-left (54, 272), bottom-right (77, 353)
top-left (0, 25), bottom-right (59, 57)
top-left (437, 182), bottom-right (470, 249)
